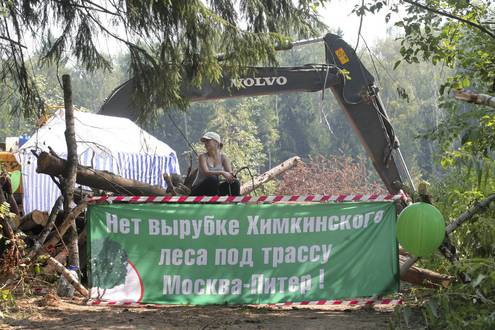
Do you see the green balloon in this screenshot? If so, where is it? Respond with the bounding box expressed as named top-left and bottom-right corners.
top-left (9, 170), bottom-right (21, 193)
top-left (397, 202), bottom-right (445, 257)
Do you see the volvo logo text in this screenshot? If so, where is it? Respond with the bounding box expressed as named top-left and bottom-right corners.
top-left (231, 76), bottom-right (288, 88)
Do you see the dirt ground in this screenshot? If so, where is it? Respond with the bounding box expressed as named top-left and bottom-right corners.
top-left (1, 294), bottom-right (401, 329)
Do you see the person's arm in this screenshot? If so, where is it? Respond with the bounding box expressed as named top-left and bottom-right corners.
top-left (221, 154), bottom-right (235, 183)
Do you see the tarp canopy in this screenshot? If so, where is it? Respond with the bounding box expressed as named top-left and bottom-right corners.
top-left (16, 109), bottom-right (180, 214)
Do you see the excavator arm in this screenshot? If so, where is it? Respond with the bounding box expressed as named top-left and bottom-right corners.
top-left (99, 33), bottom-right (411, 194)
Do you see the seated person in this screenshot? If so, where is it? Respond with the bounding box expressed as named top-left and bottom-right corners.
top-left (191, 132), bottom-right (240, 196)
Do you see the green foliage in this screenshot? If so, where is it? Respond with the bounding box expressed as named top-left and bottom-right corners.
top-left (197, 98), bottom-right (267, 184)
top-left (0, 0), bottom-right (327, 119)
top-left (90, 238), bottom-right (128, 290)
top-left (0, 288), bottom-right (15, 315)
top-left (400, 258), bottom-right (495, 329)
top-left (411, 154), bottom-right (495, 327)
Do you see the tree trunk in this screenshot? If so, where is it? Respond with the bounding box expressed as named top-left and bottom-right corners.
top-left (240, 156), bottom-right (302, 194)
top-left (62, 74), bottom-right (79, 270)
top-left (19, 210), bottom-right (49, 232)
top-left (37, 152), bottom-right (169, 195)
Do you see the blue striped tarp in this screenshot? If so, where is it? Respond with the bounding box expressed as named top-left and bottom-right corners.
top-left (18, 150), bottom-right (179, 214)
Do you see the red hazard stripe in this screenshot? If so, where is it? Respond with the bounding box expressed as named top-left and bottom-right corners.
top-left (87, 193), bottom-right (406, 204)
top-left (257, 195), bottom-right (267, 202)
top-left (352, 194), bottom-right (363, 201)
top-left (87, 298), bottom-right (402, 307)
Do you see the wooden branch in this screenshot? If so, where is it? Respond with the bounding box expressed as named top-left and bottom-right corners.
top-left (240, 156), bottom-right (302, 195)
top-left (399, 255), bottom-right (452, 288)
top-left (37, 152), bottom-right (169, 195)
top-left (43, 228), bottom-right (86, 275)
top-left (402, 0), bottom-right (495, 40)
top-left (0, 214), bottom-right (15, 241)
top-left (446, 194), bottom-right (495, 234)
top-left (27, 196), bottom-right (64, 260)
top-left (43, 202), bottom-right (87, 251)
top-left (0, 175), bottom-right (19, 216)
top-left (47, 256), bottom-right (88, 297)
top-left (454, 89), bottom-right (495, 109)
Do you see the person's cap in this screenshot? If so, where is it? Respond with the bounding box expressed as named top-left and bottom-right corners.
top-left (200, 131), bottom-right (222, 146)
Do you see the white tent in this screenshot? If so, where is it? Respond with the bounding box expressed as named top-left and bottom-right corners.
top-left (16, 109), bottom-right (180, 214)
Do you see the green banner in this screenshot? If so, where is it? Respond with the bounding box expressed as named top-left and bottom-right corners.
top-left (87, 202), bottom-right (399, 304)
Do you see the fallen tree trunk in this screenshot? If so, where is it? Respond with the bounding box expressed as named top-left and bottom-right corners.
top-left (37, 152), bottom-right (168, 195)
top-left (240, 156), bottom-right (302, 195)
top-left (399, 254), bottom-right (452, 288)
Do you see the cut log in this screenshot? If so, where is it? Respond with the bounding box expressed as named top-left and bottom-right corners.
top-left (19, 210), bottom-right (49, 231)
top-left (399, 255), bottom-right (452, 288)
top-left (240, 156), bottom-right (302, 195)
top-left (37, 152), bottom-right (168, 195)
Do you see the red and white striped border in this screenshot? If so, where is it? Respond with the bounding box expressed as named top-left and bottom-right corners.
top-left (87, 298), bottom-right (402, 307)
top-left (87, 193), bottom-right (406, 204)
top-left (271, 298), bottom-right (402, 307)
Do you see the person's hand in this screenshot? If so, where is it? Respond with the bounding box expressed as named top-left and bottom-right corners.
top-left (223, 171), bottom-right (235, 183)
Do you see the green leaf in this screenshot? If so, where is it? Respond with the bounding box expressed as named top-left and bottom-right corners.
top-left (471, 274), bottom-right (487, 288)
top-left (428, 298), bottom-right (439, 318)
